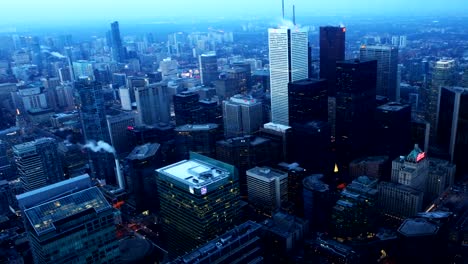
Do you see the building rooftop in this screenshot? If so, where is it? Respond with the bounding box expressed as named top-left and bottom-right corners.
top-left (247, 166), bottom-right (288, 181)
top-left (157, 156), bottom-right (231, 193)
top-left (350, 156), bottom-right (389, 165)
top-left (404, 144), bottom-right (426, 163)
top-left (263, 122), bottom-right (291, 133)
top-left (303, 174), bottom-right (329, 192)
top-left (119, 237), bottom-right (152, 262)
top-left (16, 174), bottom-right (92, 210)
top-left (360, 44), bottom-right (397, 50)
top-left (398, 218), bottom-right (439, 237)
top-left (175, 123), bottom-right (218, 132)
top-left (262, 212), bottom-right (308, 239)
top-left (228, 94), bottom-right (260, 106)
top-left (174, 221), bottom-right (262, 264)
top-left (289, 78), bottom-right (326, 87)
top-left (377, 102), bottom-right (409, 112)
top-left (126, 143), bottom-right (160, 161)
top-left (24, 186), bottom-right (111, 236)
top-left (435, 59), bottom-right (455, 67)
top-left (51, 112), bottom-right (79, 119)
top-left (12, 137), bottom-right (55, 154)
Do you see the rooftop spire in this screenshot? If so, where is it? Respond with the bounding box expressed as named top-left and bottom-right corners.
top-left (282, 0), bottom-right (285, 20)
top-left (293, 5), bottom-right (296, 25)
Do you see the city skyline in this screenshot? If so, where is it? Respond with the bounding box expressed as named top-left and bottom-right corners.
top-left (0, 0), bottom-right (467, 263)
top-left (0, 0), bottom-right (467, 26)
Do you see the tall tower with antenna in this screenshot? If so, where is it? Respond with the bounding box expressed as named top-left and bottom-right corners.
top-left (268, 0), bottom-right (309, 126)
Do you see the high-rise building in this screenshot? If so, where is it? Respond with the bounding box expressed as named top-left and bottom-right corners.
top-left (76, 79), bottom-right (115, 184)
top-left (374, 102), bottom-right (412, 159)
top-left (106, 112), bottom-right (136, 156)
top-left (290, 121), bottom-right (332, 173)
top-left (377, 181), bottom-right (423, 219)
top-left (125, 143), bottom-right (162, 212)
top-left (268, 27), bottom-right (308, 125)
top-left (174, 124), bottom-right (218, 159)
top-left (134, 82), bottom-right (171, 126)
top-left (198, 98), bottom-right (222, 126)
top-left (349, 156), bottom-right (390, 181)
top-left (425, 157), bottom-right (456, 203)
top-left (246, 166), bottom-right (288, 216)
top-left (57, 141), bottom-right (88, 178)
top-left (16, 175), bottom-right (120, 264)
top-left (216, 136), bottom-right (271, 197)
top-left (13, 138), bottom-right (63, 192)
top-left (156, 152), bottom-right (240, 258)
top-left (58, 67), bottom-right (72, 83)
top-left (319, 26), bottom-right (346, 96)
top-left (277, 162), bottom-right (308, 217)
top-left (72, 60), bottom-right (94, 79)
top-left (55, 84), bottom-right (75, 111)
top-left (359, 45), bottom-right (399, 100)
top-left (259, 123), bottom-right (292, 164)
top-left (172, 221), bottom-right (264, 264)
top-left (437, 86), bottom-right (468, 173)
top-left (426, 59), bottom-right (456, 144)
top-left (303, 174), bottom-right (332, 231)
top-left (288, 78), bottom-right (328, 124)
top-left (331, 176), bottom-right (378, 237)
top-left (222, 94), bottom-right (263, 138)
top-left (199, 52), bottom-right (218, 85)
top-left (231, 61), bottom-right (252, 91)
top-left (159, 58), bottom-right (178, 79)
top-left (335, 59), bottom-right (377, 166)
top-left (391, 144), bottom-right (429, 191)
top-left (261, 212), bottom-right (309, 263)
top-left (173, 91), bottom-right (202, 126)
top-left (110, 21), bottom-right (125, 62)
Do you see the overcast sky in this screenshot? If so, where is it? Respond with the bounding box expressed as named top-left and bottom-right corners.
top-left (1, 0), bottom-right (467, 25)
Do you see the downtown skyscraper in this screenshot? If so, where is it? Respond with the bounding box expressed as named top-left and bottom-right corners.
top-left (17, 175), bottom-right (120, 263)
top-left (268, 27), bottom-right (308, 126)
top-left (76, 78), bottom-right (116, 184)
top-left (13, 137), bottom-right (63, 192)
top-left (360, 45), bottom-right (399, 101)
top-left (110, 21), bottom-right (125, 63)
top-left (319, 26), bottom-right (346, 96)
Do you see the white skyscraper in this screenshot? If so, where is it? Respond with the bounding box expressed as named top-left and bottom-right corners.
top-left (268, 27), bottom-right (308, 126)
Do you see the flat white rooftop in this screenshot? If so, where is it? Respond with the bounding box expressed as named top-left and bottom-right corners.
top-left (158, 159), bottom-right (230, 189)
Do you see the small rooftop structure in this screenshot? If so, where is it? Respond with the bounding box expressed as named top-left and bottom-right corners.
top-left (157, 153), bottom-right (235, 196)
top-left (126, 143), bottom-right (160, 161)
top-left (247, 166), bottom-right (287, 182)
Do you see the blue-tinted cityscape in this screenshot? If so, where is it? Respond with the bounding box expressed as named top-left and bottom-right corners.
top-left (0, 0), bottom-right (467, 263)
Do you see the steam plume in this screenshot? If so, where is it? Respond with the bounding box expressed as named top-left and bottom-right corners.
top-left (82, 140), bottom-right (115, 155)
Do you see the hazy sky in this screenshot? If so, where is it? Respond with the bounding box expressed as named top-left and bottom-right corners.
top-left (1, 0), bottom-right (467, 25)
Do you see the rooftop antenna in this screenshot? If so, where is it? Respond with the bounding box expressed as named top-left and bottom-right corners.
top-left (293, 5), bottom-right (296, 25)
top-left (282, 0), bottom-right (285, 20)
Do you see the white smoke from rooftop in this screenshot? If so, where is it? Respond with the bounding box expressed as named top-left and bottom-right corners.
top-left (82, 140), bottom-right (125, 190)
top-left (82, 140), bottom-right (116, 155)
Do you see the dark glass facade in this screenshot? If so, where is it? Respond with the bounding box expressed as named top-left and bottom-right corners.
top-left (319, 26), bottom-right (346, 96)
top-left (374, 102), bottom-right (412, 159)
top-left (76, 79), bottom-right (116, 184)
top-left (288, 78), bottom-right (328, 124)
top-left (173, 91), bottom-right (201, 126)
top-left (157, 153), bottom-right (241, 258)
top-left (335, 60), bottom-right (377, 167)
